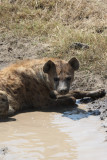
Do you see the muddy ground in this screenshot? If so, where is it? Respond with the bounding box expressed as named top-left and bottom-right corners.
top-left (0, 35), bottom-right (107, 129)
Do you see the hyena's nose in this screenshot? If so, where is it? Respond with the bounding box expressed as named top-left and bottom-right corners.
top-left (59, 89), bottom-right (68, 95)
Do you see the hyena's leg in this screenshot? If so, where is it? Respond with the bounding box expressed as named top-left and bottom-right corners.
top-left (8, 105), bottom-right (15, 116)
top-left (0, 91), bottom-right (9, 117)
top-left (0, 91), bottom-right (15, 118)
top-left (46, 96), bottom-right (76, 108)
top-left (68, 89), bottom-right (106, 99)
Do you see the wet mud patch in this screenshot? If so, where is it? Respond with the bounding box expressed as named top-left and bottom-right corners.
top-left (75, 96), bottom-right (107, 136)
top-left (87, 97), bottom-right (107, 121)
top-left (0, 105), bottom-right (107, 160)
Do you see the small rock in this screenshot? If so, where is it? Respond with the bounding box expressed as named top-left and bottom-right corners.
top-left (96, 28), bottom-right (104, 33)
top-left (88, 109), bottom-right (93, 112)
top-left (70, 42), bottom-right (89, 50)
top-left (104, 125), bottom-right (107, 128)
top-left (104, 136), bottom-right (107, 142)
top-left (100, 116), bottom-right (104, 120)
top-left (0, 147), bottom-right (8, 155)
top-left (17, 56), bottom-right (23, 60)
top-left (9, 0), bottom-right (17, 4)
top-left (93, 110), bottom-right (101, 115)
top-left (8, 47), bottom-right (13, 52)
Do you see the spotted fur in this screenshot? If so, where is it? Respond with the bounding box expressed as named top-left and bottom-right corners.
top-left (0, 57), bottom-right (79, 116)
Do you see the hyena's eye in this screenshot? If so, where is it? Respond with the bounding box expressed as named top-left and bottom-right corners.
top-left (66, 76), bottom-right (71, 81)
top-left (54, 77), bottom-right (59, 82)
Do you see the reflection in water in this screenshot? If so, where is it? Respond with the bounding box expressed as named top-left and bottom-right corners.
top-left (0, 111), bottom-right (77, 160)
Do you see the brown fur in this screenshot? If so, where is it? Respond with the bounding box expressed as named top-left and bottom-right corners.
top-left (0, 58), bottom-right (78, 116)
top-left (0, 57), bottom-right (105, 117)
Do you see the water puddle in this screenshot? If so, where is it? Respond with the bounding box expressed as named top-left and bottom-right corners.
top-left (0, 104), bottom-right (107, 160)
top-left (52, 104), bottom-right (107, 160)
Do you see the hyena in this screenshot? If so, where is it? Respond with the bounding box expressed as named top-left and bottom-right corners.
top-left (0, 57), bottom-right (105, 117)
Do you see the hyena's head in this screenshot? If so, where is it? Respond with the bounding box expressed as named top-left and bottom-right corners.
top-left (43, 57), bottom-right (79, 95)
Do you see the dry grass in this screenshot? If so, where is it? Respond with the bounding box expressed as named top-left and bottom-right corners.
top-left (0, 0), bottom-right (106, 34)
top-left (0, 0), bottom-right (107, 75)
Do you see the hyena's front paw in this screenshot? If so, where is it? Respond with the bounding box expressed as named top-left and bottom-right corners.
top-left (91, 89), bottom-right (106, 99)
top-left (66, 96), bottom-right (76, 105)
top-left (8, 106), bottom-right (15, 116)
top-left (57, 96), bottom-right (76, 106)
top-left (0, 91), bottom-right (9, 117)
top-left (97, 89), bottom-right (106, 98)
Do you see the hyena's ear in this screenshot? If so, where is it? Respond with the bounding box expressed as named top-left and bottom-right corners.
top-left (68, 57), bottom-right (79, 71)
top-left (43, 60), bottom-right (55, 73)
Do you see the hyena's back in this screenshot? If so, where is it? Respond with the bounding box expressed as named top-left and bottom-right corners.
top-left (0, 58), bottom-right (58, 112)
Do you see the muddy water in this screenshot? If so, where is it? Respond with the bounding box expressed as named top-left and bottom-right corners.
top-left (0, 105), bottom-right (107, 160)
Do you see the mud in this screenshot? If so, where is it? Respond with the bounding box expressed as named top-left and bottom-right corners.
top-left (0, 110), bottom-right (77, 160)
top-left (87, 96), bottom-right (107, 132)
top-left (0, 35), bottom-right (50, 69)
top-left (0, 35), bottom-right (107, 159)
top-left (0, 105), bottom-right (107, 160)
